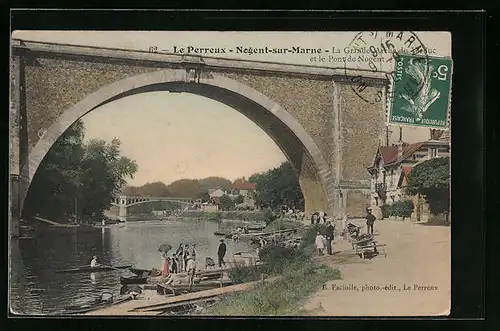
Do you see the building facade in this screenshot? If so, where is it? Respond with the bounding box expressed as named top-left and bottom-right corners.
top-left (367, 136), bottom-right (450, 208)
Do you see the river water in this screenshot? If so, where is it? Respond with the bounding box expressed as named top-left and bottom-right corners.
top-left (9, 218), bottom-right (252, 315)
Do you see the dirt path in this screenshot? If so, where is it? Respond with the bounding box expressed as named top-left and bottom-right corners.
top-left (301, 219), bottom-right (450, 316)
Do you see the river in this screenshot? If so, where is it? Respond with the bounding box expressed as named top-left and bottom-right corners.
top-left (9, 218), bottom-right (253, 315)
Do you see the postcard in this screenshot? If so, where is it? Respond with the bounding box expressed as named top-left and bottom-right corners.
top-left (9, 30), bottom-right (451, 316)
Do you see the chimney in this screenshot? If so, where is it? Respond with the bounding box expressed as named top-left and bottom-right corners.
top-left (397, 144), bottom-right (403, 159)
top-left (396, 140), bottom-right (403, 160)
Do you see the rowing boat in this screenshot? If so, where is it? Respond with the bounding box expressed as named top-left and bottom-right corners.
top-left (63, 292), bottom-right (132, 314)
top-left (129, 268), bottom-right (161, 277)
top-left (54, 265), bottom-right (132, 274)
top-left (120, 275), bottom-right (149, 285)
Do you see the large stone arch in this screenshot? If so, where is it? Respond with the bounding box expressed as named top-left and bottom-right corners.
top-left (23, 69), bottom-right (336, 216)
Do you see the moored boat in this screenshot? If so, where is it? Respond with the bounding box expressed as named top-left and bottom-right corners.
top-left (246, 222), bottom-right (267, 231)
top-left (129, 268), bottom-right (161, 277)
top-left (54, 265), bottom-right (132, 274)
top-left (120, 275), bottom-right (149, 285)
top-left (63, 292), bottom-right (132, 314)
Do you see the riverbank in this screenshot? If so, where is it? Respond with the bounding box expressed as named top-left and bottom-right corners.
top-left (201, 262), bottom-right (340, 315)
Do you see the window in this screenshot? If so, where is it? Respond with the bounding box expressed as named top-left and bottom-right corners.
top-left (428, 148), bottom-right (438, 158)
top-left (412, 154), bottom-right (416, 160)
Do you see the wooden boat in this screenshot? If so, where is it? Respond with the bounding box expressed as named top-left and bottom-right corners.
top-left (120, 275), bottom-right (149, 285)
top-left (156, 282), bottom-right (234, 296)
top-left (246, 222), bottom-right (267, 231)
top-left (129, 268), bottom-right (161, 277)
top-left (54, 264), bottom-right (132, 274)
top-left (63, 292), bottom-right (132, 314)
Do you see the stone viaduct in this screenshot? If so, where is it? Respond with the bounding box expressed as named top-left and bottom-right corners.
top-left (10, 39), bottom-right (389, 236)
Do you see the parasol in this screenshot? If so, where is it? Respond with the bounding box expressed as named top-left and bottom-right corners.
top-left (158, 243), bottom-right (173, 253)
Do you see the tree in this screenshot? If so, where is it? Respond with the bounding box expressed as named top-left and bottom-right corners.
top-left (23, 121), bottom-right (138, 222)
top-left (198, 177), bottom-right (233, 193)
top-left (77, 138), bottom-right (137, 221)
top-left (407, 156), bottom-right (450, 221)
top-left (23, 120), bottom-right (86, 220)
top-left (123, 181), bottom-right (171, 197)
top-left (234, 194), bottom-right (245, 205)
top-left (249, 162), bottom-right (304, 210)
top-left (167, 179), bottom-right (201, 197)
top-left (219, 195), bottom-right (235, 211)
top-left (197, 190), bottom-right (210, 202)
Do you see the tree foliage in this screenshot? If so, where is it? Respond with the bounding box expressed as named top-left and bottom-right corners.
top-left (23, 120), bottom-right (138, 222)
top-left (249, 162), bottom-right (304, 210)
top-left (167, 179), bottom-right (201, 197)
top-left (234, 194), bottom-right (245, 205)
top-left (219, 195), bottom-right (235, 211)
top-left (407, 156), bottom-right (450, 217)
top-left (198, 177), bottom-right (233, 193)
top-left (122, 182), bottom-right (171, 197)
top-left (391, 200), bottom-right (414, 220)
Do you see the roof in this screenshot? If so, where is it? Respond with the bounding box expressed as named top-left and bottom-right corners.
top-left (232, 179), bottom-right (256, 190)
top-left (368, 142), bottom-right (425, 170)
top-left (209, 189), bottom-right (225, 198)
top-left (402, 167), bottom-right (412, 178)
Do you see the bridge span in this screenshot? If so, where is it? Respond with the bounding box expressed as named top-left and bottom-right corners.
top-left (107, 195), bottom-right (200, 222)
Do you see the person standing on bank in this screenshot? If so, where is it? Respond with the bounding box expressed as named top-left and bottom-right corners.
top-left (325, 221), bottom-right (335, 255)
top-left (217, 238), bottom-right (227, 268)
top-left (366, 208), bottom-right (376, 235)
top-left (315, 232), bottom-right (325, 255)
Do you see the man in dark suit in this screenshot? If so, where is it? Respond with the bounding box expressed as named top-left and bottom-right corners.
top-left (217, 238), bottom-right (227, 268)
top-left (366, 208), bottom-right (376, 235)
top-left (325, 221), bottom-right (335, 255)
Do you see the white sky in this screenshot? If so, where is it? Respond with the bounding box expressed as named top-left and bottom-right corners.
top-left (13, 31), bottom-right (451, 186)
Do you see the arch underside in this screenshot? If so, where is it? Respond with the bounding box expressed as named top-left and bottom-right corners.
top-left (23, 70), bottom-right (337, 216)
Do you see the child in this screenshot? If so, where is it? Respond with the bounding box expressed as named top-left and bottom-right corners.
top-left (315, 232), bottom-right (325, 255)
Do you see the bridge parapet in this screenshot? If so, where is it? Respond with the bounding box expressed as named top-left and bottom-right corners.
top-left (112, 195), bottom-right (198, 206)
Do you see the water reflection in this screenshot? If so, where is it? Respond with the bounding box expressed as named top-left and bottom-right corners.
top-left (10, 218), bottom-right (252, 315)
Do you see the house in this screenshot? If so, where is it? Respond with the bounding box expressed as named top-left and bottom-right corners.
top-left (231, 177), bottom-right (257, 203)
top-left (366, 135), bottom-right (450, 208)
top-left (209, 189), bottom-right (226, 199)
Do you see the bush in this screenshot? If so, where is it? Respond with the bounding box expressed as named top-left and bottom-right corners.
top-left (228, 263), bottom-right (261, 284)
top-left (391, 200), bottom-right (414, 219)
top-left (299, 224), bottom-right (327, 247)
top-left (258, 245), bottom-right (308, 275)
top-left (380, 204), bottom-right (392, 218)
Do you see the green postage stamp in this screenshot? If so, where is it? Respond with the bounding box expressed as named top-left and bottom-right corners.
top-left (388, 54), bottom-right (453, 129)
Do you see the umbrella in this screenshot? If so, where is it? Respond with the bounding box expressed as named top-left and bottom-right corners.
top-left (158, 244), bottom-right (172, 253)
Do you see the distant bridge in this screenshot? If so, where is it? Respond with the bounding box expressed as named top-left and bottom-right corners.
top-left (111, 195), bottom-right (198, 206)
top-left (107, 195), bottom-right (200, 221)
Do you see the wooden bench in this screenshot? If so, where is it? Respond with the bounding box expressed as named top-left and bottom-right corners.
top-left (354, 241), bottom-right (387, 259)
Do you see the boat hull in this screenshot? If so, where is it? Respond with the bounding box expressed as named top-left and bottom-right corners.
top-left (55, 265), bottom-right (132, 274)
top-left (120, 275), bottom-right (149, 285)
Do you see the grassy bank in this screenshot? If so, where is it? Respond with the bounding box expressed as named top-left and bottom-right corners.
top-left (201, 240), bottom-right (341, 316)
